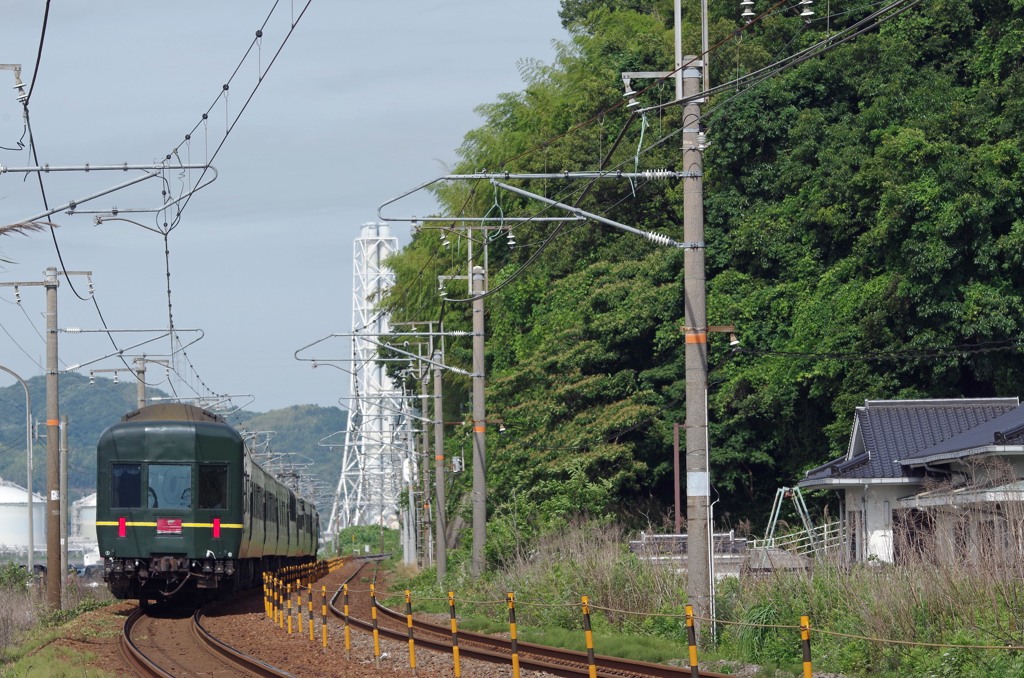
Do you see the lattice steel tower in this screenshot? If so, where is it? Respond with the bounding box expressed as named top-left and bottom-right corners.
top-left (327, 222), bottom-right (406, 534)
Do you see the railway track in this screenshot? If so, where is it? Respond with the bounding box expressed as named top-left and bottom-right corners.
top-left (120, 600), bottom-right (294, 677)
top-left (333, 560), bottom-right (731, 678)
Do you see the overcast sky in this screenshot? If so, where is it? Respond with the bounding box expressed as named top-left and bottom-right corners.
top-left (0, 1), bottom-right (565, 412)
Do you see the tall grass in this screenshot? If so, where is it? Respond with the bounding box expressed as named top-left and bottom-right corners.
top-left (717, 460), bottom-right (1024, 676)
top-left (395, 485), bottom-right (1024, 677)
top-left (0, 562), bottom-right (113, 655)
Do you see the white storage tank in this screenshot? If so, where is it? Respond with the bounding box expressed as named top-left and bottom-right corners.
top-left (0, 477), bottom-right (46, 549)
top-left (71, 492), bottom-right (97, 542)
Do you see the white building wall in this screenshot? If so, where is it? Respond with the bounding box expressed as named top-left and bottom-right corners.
top-left (844, 484), bottom-right (909, 563)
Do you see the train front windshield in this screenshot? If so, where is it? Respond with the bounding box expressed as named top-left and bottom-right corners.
top-left (147, 464), bottom-right (192, 510)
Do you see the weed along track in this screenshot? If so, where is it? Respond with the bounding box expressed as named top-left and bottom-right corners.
top-left (331, 560), bottom-right (732, 678)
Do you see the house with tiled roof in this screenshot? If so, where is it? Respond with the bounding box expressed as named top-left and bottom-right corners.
top-left (799, 397), bottom-right (1024, 563)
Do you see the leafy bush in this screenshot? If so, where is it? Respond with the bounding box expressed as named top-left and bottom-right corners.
top-left (0, 562), bottom-right (31, 592)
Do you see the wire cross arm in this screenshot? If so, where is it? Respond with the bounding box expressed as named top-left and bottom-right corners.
top-left (10, 164), bottom-right (215, 224)
top-left (57, 328), bottom-right (204, 373)
top-left (491, 180), bottom-right (702, 249)
top-left (358, 336), bottom-right (478, 377)
top-left (77, 166), bottom-right (219, 217)
top-left (294, 330), bottom-right (476, 361)
top-left (377, 170), bottom-right (685, 224)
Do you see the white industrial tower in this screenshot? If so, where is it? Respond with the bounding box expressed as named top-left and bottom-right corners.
top-left (328, 222), bottom-right (408, 534)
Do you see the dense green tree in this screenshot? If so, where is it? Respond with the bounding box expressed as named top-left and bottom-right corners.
top-left (384, 0), bottom-right (1024, 561)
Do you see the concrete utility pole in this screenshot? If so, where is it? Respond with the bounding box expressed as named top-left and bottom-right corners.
top-left (432, 349), bottom-right (448, 582)
top-left (45, 266), bottom-right (61, 608)
top-left (470, 265), bottom-right (487, 577)
top-left (681, 61), bottom-right (711, 633)
top-left (1, 267), bottom-right (92, 608)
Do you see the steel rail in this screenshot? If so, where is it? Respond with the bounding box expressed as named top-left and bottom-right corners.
top-left (119, 607), bottom-right (175, 678)
top-left (120, 602), bottom-right (295, 678)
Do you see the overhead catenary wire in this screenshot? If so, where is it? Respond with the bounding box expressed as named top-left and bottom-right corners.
top-left (395, 0), bottom-right (918, 324)
top-left (9, 2), bottom-right (318, 410)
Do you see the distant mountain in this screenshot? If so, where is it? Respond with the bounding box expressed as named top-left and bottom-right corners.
top-left (0, 372), bottom-right (347, 513)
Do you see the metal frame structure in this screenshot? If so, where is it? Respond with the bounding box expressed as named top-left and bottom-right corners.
top-left (329, 223), bottom-right (405, 533)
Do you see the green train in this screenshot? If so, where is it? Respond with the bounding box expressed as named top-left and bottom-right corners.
top-left (96, 403), bottom-right (319, 604)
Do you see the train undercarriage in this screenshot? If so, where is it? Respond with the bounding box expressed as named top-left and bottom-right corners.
top-left (103, 555), bottom-right (302, 605)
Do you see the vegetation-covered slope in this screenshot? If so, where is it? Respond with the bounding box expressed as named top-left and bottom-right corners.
top-left (381, 0), bottom-right (1024, 556)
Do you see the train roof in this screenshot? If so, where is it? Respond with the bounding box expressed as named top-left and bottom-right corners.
top-left (120, 403), bottom-right (226, 424)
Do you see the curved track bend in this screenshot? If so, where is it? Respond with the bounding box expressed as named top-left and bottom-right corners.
top-left (121, 602), bottom-right (294, 677)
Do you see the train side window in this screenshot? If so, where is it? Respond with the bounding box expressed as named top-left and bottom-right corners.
top-left (198, 464), bottom-right (228, 509)
top-left (111, 464), bottom-right (142, 508)
top-left (149, 464), bottom-right (192, 510)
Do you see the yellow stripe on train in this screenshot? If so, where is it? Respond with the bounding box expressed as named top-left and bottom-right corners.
top-left (95, 521), bottom-right (244, 529)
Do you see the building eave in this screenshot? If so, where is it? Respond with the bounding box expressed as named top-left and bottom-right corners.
top-left (900, 445), bottom-right (1024, 467)
top-left (799, 477), bottom-right (920, 489)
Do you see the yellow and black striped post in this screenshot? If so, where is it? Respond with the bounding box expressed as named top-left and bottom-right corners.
top-left (507, 592), bottom-right (521, 678)
top-left (287, 584), bottom-right (293, 634)
top-left (263, 573), bottom-right (269, 618)
top-left (371, 583), bottom-right (381, 669)
top-left (321, 585), bottom-right (328, 649)
top-left (686, 604), bottom-right (699, 677)
top-left (800, 615), bottom-right (813, 678)
top-left (343, 583), bottom-right (352, 655)
top-left (581, 596), bottom-right (597, 678)
top-left (271, 576), bottom-right (277, 624)
top-left (308, 584), bottom-right (315, 642)
top-left (405, 589), bottom-right (417, 671)
top-left (449, 591), bottom-right (462, 678)
top-left (277, 578), bottom-right (284, 629)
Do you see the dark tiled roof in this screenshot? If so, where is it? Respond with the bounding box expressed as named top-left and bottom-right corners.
top-left (904, 403), bottom-right (1024, 464)
top-left (801, 398), bottom-right (1019, 484)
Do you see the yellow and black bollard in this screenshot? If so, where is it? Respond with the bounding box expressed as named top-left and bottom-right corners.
top-left (321, 585), bottom-right (328, 649)
top-left (507, 592), bottom-right (521, 678)
top-left (308, 583), bottom-right (315, 642)
top-left (342, 583), bottom-right (351, 655)
top-left (581, 596), bottom-right (597, 678)
top-left (277, 578), bottom-right (284, 629)
top-left (371, 583), bottom-right (382, 668)
top-left (449, 591), bottom-right (462, 678)
top-left (405, 590), bottom-right (417, 672)
top-left (686, 604), bottom-right (699, 677)
top-left (800, 615), bottom-right (813, 678)
top-left (287, 584), bottom-right (293, 634)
